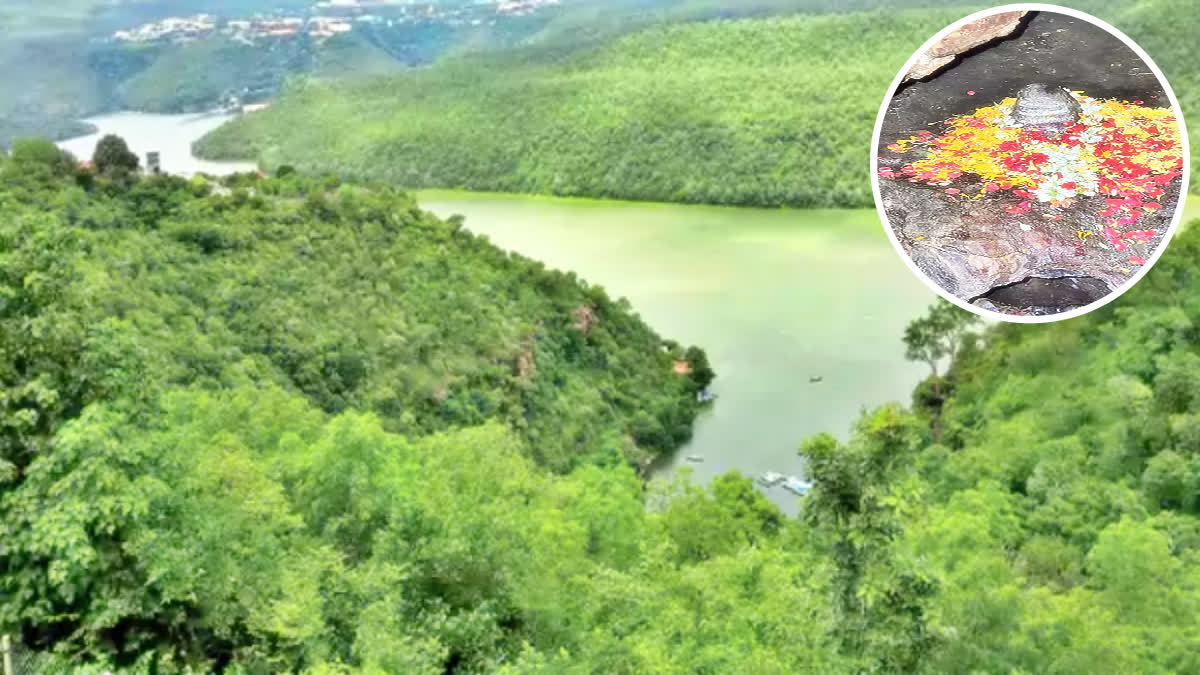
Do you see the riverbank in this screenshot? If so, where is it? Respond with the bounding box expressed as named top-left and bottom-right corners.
top-left (57, 111), bottom-right (257, 176)
top-left (417, 190), bottom-right (936, 511)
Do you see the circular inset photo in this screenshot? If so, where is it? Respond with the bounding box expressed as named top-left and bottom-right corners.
top-left (872, 4), bottom-right (1189, 322)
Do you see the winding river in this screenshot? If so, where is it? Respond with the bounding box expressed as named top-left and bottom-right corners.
top-left (57, 111), bottom-right (256, 176)
top-left (67, 111), bottom-right (1147, 511)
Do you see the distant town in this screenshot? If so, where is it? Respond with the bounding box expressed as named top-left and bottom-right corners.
top-left (108, 0), bottom-right (562, 46)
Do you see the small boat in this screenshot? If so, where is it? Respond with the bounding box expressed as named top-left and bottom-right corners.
top-left (757, 471), bottom-right (785, 487)
top-left (783, 476), bottom-right (814, 496)
top-left (809, 375), bottom-right (823, 383)
top-left (696, 389), bottom-right (717, 403)
top-left (685, 455), bottom-right (704, 463)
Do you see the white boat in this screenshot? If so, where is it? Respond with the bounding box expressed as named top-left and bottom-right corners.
top-left (685, 454), bottom-right (704, 463)
top-left (757, 471), bottom-right (785, 487)
top-left (783, 476), bottom-right (814, 496)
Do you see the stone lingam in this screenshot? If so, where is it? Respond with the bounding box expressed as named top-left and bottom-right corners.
top-left (1012, 83), bottom-right (1082, 138)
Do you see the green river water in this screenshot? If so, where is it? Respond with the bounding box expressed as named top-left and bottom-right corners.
top-left (418, 191), bottom-right (937, 509)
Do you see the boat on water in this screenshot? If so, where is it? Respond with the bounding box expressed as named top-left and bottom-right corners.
top-left (685, 455), bottom-right (704, 463)
top-left (783, 476), bottom-right (814, 496)
top-left (696, 389), bottom-right (717, 403)
top-left (809, 375), bottom-right (823, 383)
top-left (757, 471), bottom-right (785, 487)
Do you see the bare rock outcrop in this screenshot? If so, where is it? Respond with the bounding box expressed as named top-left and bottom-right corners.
top-left (904, 11), bottom-right (1027, 82)
top-left (880, 178), bottom-right (1179, 313)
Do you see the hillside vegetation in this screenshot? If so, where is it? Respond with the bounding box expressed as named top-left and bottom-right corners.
top-left (6, 140), bottom-right (1200, 672)
top-left (197, 0), bottom-right (1199, 208)
top-left (198, 10), bottom-right (963, 208)
top-left (0, 0), bottom-right (545, 146)
top-left (0, 140), bottom-right (709, 480)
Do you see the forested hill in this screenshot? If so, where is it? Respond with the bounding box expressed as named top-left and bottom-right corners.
top-left (196, 0), bottom-right (1200, 209)
top-left (0, 140), bottom-right (710, 478)
top-left (9, 140), bottom-right (1200, 671)
top-left (196, 9), bottom-right (961, 208)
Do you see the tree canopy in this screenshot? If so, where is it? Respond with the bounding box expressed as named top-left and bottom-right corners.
top-left (92, 133), bottom-right (139, 176)
top-left (197, 0), bottom-right (1200, 208)
top-left (5, 142), bottom-right (1200, 672)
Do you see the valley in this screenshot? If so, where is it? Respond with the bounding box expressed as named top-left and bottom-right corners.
top-left (7, 1), bottom-right (1200, 672)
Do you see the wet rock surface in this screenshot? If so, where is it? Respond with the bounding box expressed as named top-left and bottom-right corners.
top-left (879, 11), bottom-right (1178, 315)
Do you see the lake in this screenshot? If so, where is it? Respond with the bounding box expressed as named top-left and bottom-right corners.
top-left (418, 191), bottom-right (936, 510)
top-left (57, 111), bottom-right (257, 176)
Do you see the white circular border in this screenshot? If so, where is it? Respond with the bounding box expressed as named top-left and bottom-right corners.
top-left (870, 3), bottom-right (1191, 324)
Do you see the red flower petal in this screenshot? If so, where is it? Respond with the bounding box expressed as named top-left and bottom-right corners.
top-left (1129, 256), bottom-right (1147, 265)
top-left (967, 90), bottom-right (976, 95)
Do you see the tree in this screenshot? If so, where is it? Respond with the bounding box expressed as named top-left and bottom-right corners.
top-left (92, 134), bottom-right (140, 177)
top-left (902, 299), bottom-right (980, 400)
top-left (684, 345), bottom-right (715, 390)
top-left (3, 138), bottom-right (78, 185)
top-left (1142, 450), bottom-right (1195, 510)
top-left (800, 406), bottom-right (939, 671)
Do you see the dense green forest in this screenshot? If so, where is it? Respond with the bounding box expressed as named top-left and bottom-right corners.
top-left (196, 9), bottom-right (958, 208)
top-left (198, 0), bottom-right (1200, 208)
top-left (5, 137), bottom-right (1200, 671)
top-left (8, 1), bottom-right (1200, 671)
